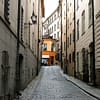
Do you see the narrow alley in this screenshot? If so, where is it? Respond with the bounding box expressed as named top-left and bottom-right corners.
top-left (19, 66), bottom-right (97, 100)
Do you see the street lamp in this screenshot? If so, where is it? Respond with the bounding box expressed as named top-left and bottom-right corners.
top-left (31, 12), bottom-right (37, 24)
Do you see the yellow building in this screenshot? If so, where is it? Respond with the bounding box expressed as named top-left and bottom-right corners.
top-left (42, 36), bottom-right (57, 65)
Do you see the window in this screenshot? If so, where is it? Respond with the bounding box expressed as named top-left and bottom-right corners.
top-left (43, 43), bottom-right (47, 51)
top-left (70, 34), bottom-right (71, 45)
top-left (69, 54), bottom-right (71, 63)
top-left (54, 14), bottom-right (56, 20)
top-left (73, 30), bottom-right (75, 42)
top-left (52, 26), bottom-right (53, 33)
top-left (72, 52), bottom-right (75, 62)
top-left (32, 32), bottom-right (34, 50)
top-left (68, 37), bottom-right (69, 47)
top-left (52, 16), bottom-right (53, 22)
top-left (54, 24), bottom-right (56, 31)
top-left (77, 0), bottom-right (79, 10)
top-left (67, 19), bottom-right (69, 29)
top-left (49, 18), bottom-right (51, 24)
top-left (57, 32), bottom-right (59, 39)
top-left (2, 51), bottom-right (9, 66)
top-left (82, 10), bottom-right (85, 35)
top-left (50, 28), bottom-right (51, 33)
top-left (64, 42), bottom-right (66, 51)
top-left (88, 0), bottom-right (92, 26)
top-left (70, 2), bottom-right (72, 6)
top-left (4, 0), bottom-right (10, 23)
top-left (51, 43), bottom-right (55, 51)
top-left (21, 7), bottom-right (24, 41)
top-left (64, 11), bottom-right (66, 19)
top-left (57, 21), bottom-right (59, 29)
top-left (54, 34), bottom-right (56, 39)
top-left (77, 52), bottom-right (79, 72)
top-left (67, 3), bottom-right (69, 12)
top-left (77, 19), bottom-right (79, 40)
top-left (70, 13), bottom-right (72, 25)
top-left (82, 48), bottom-right (85, 66)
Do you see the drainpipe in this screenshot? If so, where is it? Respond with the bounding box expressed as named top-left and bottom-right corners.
top-left (36, 0), bottom-right (40, 76)
top-left (74, 0), bottom-right (76, 77)
top-left (61, 1), bottom-right (63, 69)
top-left (15, 0), bottom-right (21, 94)
top-left (91, 0), bottom-right (96, 86)
top-left (65, 0), bottom-right (68, 74)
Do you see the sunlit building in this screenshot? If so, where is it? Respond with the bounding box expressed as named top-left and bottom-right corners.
top-left (42, 36), bottom-right (57, 65)
top-left (65, 0), bottom-right (75, 76)
top-left (43, 7), bottom-right (61, 62)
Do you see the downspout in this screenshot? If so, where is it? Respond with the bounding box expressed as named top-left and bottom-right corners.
top-left (74, 0), bottom-right (76, 77)
top-left (36, 0), bottom-right (40, 76)
top-left (65, 0), bottom-right (68, 74)
top-left (91, 0), bottom-right (96, 86)
top-left (15, 0), bottom-right (21, 93)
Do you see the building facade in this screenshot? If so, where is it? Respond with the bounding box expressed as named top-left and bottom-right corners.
top-left (65, 0), bottom-right (75, 76)
top-left (75, 0), bottom-right (94, 83)
top-left (95, 0), bottom-right (100, 85)
top-left (43, 7), bottom-right (61, 63)
top-left (0, 0), bottom-right (44, 99)
top-left (60, 0), bottom-right (100, 85)
top-left (42, 36), bottom-right (57, 65)
top-left (61, 0), bottom-right (67, 72)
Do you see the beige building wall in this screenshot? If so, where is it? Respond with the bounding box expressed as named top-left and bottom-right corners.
top-left (75, 0), bottom-right (100, 83)
top-left (0, 0), bottom-right (19, 98)
top-left (62, 0), bottom-right (67, 71)
top-left (66, 0), bottom-right (74, 76)
top-left (95, 0), bottom-right (100, 85)
top-left (0, 0), bottom-right (44, 99)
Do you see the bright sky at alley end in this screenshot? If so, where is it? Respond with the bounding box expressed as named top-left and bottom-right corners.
top-left (44, 0), bottom-right (59, 19)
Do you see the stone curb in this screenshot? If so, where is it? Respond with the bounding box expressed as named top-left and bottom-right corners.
top-left (60, 71), bottom-right (100, 100)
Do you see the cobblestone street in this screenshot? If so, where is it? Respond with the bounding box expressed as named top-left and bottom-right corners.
top-left (20, 66), bottom-right (97, 100)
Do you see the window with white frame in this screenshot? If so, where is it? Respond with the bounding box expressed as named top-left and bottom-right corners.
top-left (57, 21), bottom-right (59, 29)
top-left (54, 34), bottom-right (56, 39)
top-left (54, 24), bottom-right (56, 31)
top-left (57, 32), bottom-right (59, 39)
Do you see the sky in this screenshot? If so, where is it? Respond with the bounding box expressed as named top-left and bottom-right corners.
top-left (44, 0), bottom-right (59, 19)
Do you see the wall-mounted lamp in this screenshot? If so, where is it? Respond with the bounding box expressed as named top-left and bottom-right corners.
top-left (31, 11), bottom-right (37, 24)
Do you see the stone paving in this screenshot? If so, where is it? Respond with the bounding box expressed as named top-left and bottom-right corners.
top-left (19, 66), bottom-right (97, 100)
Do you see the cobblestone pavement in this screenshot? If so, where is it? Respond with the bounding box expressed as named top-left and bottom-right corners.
top-left (20, 66), bottom-right (97, 100)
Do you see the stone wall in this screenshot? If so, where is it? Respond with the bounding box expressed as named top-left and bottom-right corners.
top-left (95, 10), bottom-right (100, 85)
top-left (0, 17), bottom-right (37, 99)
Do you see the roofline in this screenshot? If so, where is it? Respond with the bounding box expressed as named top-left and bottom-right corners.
top-left (43, 6), bottom-right (59, 23)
